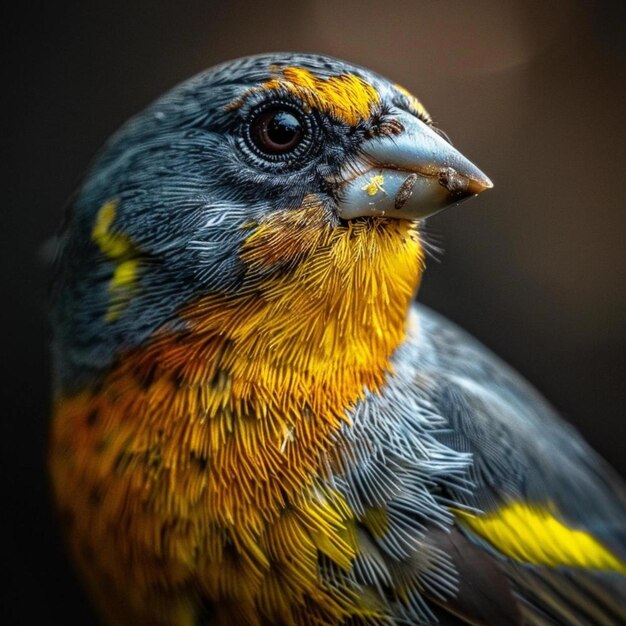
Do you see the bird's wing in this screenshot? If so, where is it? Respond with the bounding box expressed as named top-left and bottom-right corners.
top-left (412, 304), bottom-right (626, 625)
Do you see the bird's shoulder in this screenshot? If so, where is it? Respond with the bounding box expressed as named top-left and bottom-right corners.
top-left (398, 303), bottom-right (626, 547)
top-left (368, 304), bottom-right (626, 624)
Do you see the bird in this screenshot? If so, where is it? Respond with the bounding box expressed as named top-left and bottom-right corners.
top-left (48, 53), bottom-right (626, 626)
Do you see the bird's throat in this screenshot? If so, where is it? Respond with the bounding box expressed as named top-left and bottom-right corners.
top-left (197, 202), bottom-right (425, 402)
top-left (54, 205), bottom-right (425, 521)
top-left (49, 205), bottom-right (423, 618)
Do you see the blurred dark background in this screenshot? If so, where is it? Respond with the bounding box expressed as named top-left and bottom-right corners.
top-left (3, 1), bottom-right (625, 623)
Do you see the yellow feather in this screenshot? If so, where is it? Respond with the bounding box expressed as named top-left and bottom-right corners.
top-left (51, 202), bottom-right (424, 623)
top-left (230, 66), bottom-right (380, 126)
top-left (92, 199), bottom-right (141, 321)
top-left (456, 502), bottom-right (626, 574)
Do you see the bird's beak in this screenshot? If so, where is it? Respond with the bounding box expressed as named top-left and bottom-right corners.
top-left (335, 108), bottom-right (493, 220)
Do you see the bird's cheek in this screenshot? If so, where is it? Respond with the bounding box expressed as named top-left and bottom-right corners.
top-left (239, 199), bottom-right (331, 276)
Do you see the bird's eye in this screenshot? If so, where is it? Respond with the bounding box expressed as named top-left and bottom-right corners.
top-left (243, 102), bottom-right (316, 165)
top-left (251, 107), bottom-right (304, 154)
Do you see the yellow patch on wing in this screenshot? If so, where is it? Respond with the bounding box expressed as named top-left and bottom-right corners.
top-left (92, 200), bottom-right (140, 322)
top-left (394, 83), bottom-right (431, 123)
top-left (456, 503), bottom-right (626, 574)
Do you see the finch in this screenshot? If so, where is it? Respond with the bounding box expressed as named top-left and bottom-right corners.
top-left (49, 53), bottom-right (626, 625)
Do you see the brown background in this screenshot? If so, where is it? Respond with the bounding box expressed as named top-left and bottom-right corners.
top-left (3, 1), bottom-right (625, 623)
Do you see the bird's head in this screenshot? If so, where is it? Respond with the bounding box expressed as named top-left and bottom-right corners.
top-left (51, 53), bottom-right (491, 391)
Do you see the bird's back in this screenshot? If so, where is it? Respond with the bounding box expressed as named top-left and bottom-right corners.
top-left (382, 304), bottom-right (626, 625)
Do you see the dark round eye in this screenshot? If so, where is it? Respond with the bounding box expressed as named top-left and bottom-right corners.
top-left (251, 107), bottom-right (304, 155)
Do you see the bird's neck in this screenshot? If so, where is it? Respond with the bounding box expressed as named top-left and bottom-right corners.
top-left (173, 204), bottom-right (424, 400)
top-left (53, 206), bottom-right (424, 528)
top-left (133, 207), bottom-right (423, 518)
